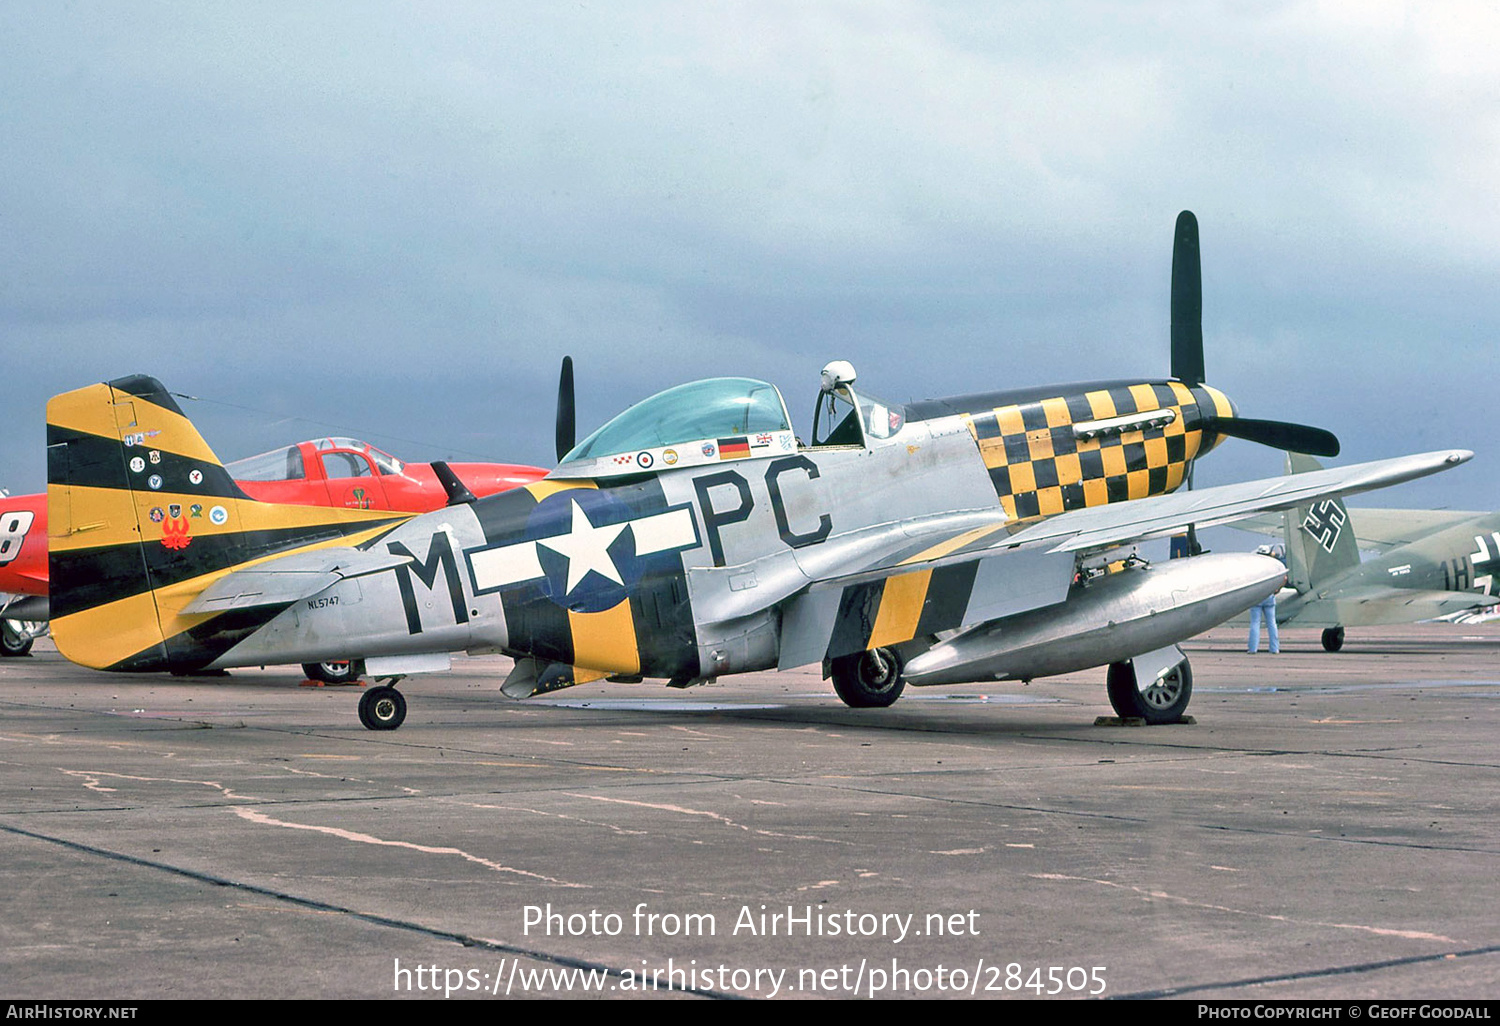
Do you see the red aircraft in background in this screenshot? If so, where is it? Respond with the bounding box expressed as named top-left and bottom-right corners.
top-left (1, 436), bottom-right (546, 674)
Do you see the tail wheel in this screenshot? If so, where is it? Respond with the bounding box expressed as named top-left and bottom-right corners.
top-left (1321, 627), bottom-right (1345, 652)
top-left (1106, 658), bottom-right (1193, 724)
top-left (303, 659), bottom-right (365, 684)
top-left (830, 648), bottom-right (906, 708)
top-left (358, 685), bottom-right (406, 731)
top-left (1, 620), bottom-right (34, 658)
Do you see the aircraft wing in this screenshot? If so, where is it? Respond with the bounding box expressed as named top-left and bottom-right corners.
top-left (1336, 507), bottom-right (1488, 550)
top-left (1276, 587), bottom-right (1500, 628)
top-left (1232, 506), bottom-right (1489, 551)
top-left (775, 449), bottom-right (1471, 669)
top-left (999, 450), bottom-right (1471, 554)
top-left (181, 548), bottom-right (414, 614)
top-left (1229, 512), bottom-right (1287, 540)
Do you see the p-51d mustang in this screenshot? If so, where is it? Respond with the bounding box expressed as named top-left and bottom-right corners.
top-left (46, 215), bottom-right (1471, 729)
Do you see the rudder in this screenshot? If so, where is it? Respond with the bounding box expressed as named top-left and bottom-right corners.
top-left (48, 375), bottom-right (411, 671)
top-left (1281, 453), bottom-right (1361, 593)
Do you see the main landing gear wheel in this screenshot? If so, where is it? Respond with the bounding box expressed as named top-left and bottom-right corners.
top-left (303, 659), bottom-right (365, 684)
top-left (830, 647), bottom-right (906, 708)
top-left (1, 620), bottom-right (34, 658)
top-left (358, 685), bottom-right (406, 731)
top-left (1106, 658), bottom-right (1193, 724)
top-left (1321, 627), bottom-right (1345, 653)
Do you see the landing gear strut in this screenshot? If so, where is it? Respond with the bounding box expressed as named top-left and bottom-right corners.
top-left (1106, 658), bottom-right (1193, 724)
top-left (830, 648), bottom-right (906, 708)
top-left (1321, 627), bottom-right (1345, 653)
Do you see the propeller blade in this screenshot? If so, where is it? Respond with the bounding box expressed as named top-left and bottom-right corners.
top-left (555, 355), bottom-right (576, 462)
top-left (1166, 211), bottom-right (1339, 462)
top-left (1170, 210), bottom-right (1205, 386)
top-left (1211, 416), bottom-right (1341, 458)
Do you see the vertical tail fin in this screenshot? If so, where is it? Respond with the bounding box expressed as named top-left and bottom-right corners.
top-left (48, 376), bottom-right (410, 671)
top-left (1281, 453), bottom-right (1361, 592)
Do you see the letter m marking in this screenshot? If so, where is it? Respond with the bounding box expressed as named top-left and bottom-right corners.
top-left (389, 532), bottom-right (470, 635)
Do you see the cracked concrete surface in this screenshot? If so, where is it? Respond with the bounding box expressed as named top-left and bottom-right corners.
top-left (1, 626), bottom-right (1497, 999)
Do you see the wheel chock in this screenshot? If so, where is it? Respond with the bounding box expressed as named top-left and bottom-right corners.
top-left (1093, 715), bottom-right (1196, 726)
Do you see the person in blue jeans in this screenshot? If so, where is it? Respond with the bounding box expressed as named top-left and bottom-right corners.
top-left (1248, 545), bottom-right (1285, 653)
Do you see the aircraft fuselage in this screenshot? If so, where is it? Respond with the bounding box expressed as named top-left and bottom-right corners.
top-left (1277, 511), bottom-right (1500, 625)
top-left (206, 378), bottom-right (1233, 680)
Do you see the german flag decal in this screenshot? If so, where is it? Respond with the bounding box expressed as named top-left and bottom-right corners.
top-left (717, 436), bottom-right (752, 460)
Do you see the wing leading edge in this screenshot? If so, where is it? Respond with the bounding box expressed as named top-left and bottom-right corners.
top-left (1000, 450), bottom-right (1472, 554)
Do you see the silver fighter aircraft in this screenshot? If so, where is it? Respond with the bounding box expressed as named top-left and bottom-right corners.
top-left (44, 215), bottom-right (1473, 728)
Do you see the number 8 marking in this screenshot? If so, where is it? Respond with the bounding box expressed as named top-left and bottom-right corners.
top-left (0, 511), bottom-right (35, 566)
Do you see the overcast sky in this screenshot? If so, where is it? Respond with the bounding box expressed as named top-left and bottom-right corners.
top-left (3, 2), bottom-right (1497, 515)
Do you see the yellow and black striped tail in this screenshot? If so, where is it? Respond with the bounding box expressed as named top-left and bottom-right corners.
top-left (47, 375), bottom-right (411, 672)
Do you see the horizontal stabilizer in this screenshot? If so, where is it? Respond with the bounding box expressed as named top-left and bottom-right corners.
top-left (1288, 588), bottom-right (1500, 628)
top-left (1231, 503), bottom-right (1489, 556)
top-left (1337, 507), bottom-right (1489, 551)
top-left (182, 549), bottom-right (413, 614)
top-left (1231, 512), bottom-right (1287, 539)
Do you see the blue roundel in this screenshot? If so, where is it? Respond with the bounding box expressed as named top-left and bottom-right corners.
top-left (524, 489), bottom-right (646, 614)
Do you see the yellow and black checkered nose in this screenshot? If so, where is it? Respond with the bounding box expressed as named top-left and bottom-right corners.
top-left (962, 381), bottom-right (1232, 520)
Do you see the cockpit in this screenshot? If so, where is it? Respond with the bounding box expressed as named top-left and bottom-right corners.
top-left (226, 438), bottom-right (405, 482)
top-left (552, 364), bottom-right (906, 479)
top-left (565, 378), bottom-right (790, 461)
top-left (554, 377), bottom-right (798, 476)
top-left (808, 360), bottom-right (905, 447)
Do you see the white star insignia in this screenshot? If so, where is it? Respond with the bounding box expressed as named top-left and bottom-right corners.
top-left (537, 500), bottom-right (628, 595)
top-left (465, 503), bottom-right (700, 597)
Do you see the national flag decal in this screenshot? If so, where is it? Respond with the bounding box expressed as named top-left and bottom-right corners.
top-left (718, 436), bottom-right (751, 460)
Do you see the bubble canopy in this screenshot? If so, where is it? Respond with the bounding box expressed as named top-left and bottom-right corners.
top-left (562, 377), bottom-right (793, 464)
top-left (226, 438), bottom-right (403, 481)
